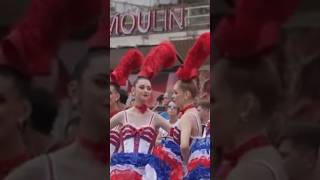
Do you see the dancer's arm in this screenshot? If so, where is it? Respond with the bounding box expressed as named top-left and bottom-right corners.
top-left (179, 113), bottom-right (193, 163)
top-left (155, 114), bottom-right (172, 134)
top-left (110, 111), bottom-right (124, 129)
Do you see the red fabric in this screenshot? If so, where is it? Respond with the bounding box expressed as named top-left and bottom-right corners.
top-left (78, 137), bottom-right (107, 164)
top-left (222, 134), bottom-right (269, 166)
top-left (176, 32), bottom-right (210, 81)
top-left (187, 157), bottom-right (210, 172)
top-left (110, 169), bottom-right (142, 180)
top-left (216, 135), bottom-right (269, 179)
top-left (138, 41), bottom-right (176, 79)
top-left (178, 103), bottom-right (194, 118)
top-left (152, 145), bottom-right (184, 180)
top-left (134, 104), bottom-right (148, 114)
top-left (0, 152), bottom-right (30, 179)
top-left (110, 49), bottom-right (144, 86)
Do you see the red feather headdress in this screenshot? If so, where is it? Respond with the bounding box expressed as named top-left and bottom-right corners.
top-left (215, 0), bottom-right (299, 59)
top-left (176, 32), bottom-right (210, 81)
top-left (110, 49), bottom-right (144, 86)
top-left (138, 41), bottom-right (176, 79)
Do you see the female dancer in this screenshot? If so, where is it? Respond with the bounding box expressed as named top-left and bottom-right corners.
top-left (110, 49), bottom-right (144, 158)
top-left (5, 14), bottom-right (109, 180)
top-left (110, 41), bottom-right (176, 180)
top-left (213, 0), bottom-right (298, 179)
top-left (150, 32), bottom-right (210, 180)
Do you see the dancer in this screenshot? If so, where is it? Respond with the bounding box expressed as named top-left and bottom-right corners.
top-left (110, 49), bottom-right (144, 158)
top-left (110, 41), bottom-right (176, 180)
top-left (5, 6), bottom-right (109, 179)
top-left (150, 32), bottom-right (210, 180)
top-left (212, 0), bottom-right (299, 179)
top-left (172, 32), bottom-right (210, 162)
top-left (174, 32), bottom-right (211, 179)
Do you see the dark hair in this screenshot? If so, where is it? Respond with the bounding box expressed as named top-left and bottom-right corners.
top-left (197, 100), bottom-right (210, 110)
top-left (0, 65), bottom-right (30, 99)
top-left (119, 88), bottom-right (128, 104)
top-left (295, 57), bottom-right (320, 101)
top-left (133, 76), bottom-right (151, 86)
top-left (27, 87), bottom-right (58, 135)
top-left (157, 95), bottom-right (164, 103)
top-left (216, 58), bottom-right (283, 118)
top-left (178, 79), bottom-right (198, 99)
top-left (72, 48), bottom-right (107, 81)
top-left (202, 79), bottom-right (210, 94)
top-left (281, 122), bottom-right (320, 151)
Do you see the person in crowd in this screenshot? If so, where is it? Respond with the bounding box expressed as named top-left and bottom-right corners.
top-left (167, 101), bottom-right (179, 125)
top-left (158, 91), bottom-right (173, 120)
top-left (110, 41), bottom-right (176, 179)
top-left (22, 87), bottom-right (59, 157)
top-left (5, 28), bottom-right (109, 180)
top-left (152, 94), bottom-right (166, 113)
top-left (156, 101), bottom-right (179, 141)
top-left (278, 122), bottom-right (320, 180)
top-left (0, 65), bottom-right (31, 179)
top-left (197, 100), bottom-right (210, 131)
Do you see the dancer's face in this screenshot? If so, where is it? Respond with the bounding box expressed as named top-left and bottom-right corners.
top-left (133, 78), bottom-right (152, 103)
top-left (172, 81), bottom-right (189, 108)
top-left (72, 53), bottom-right (107, 126)
top-left (212, 61), bottom-right (243, 147)
top-left (110, 85), bottom-right (120, 108)
top-left (0, 76), bottom-right (29, 141)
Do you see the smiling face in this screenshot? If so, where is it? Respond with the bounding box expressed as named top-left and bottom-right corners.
top-left (132, 78), bottom-right (152, 104)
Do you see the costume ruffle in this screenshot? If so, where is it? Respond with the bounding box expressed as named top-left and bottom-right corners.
top-left (151, 139), bottom-right (185, 180)
top-left (186, 137), bottom-right (211, 180)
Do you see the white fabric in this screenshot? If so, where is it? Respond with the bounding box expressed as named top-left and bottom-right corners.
top-left (110, 144), bottom-right (116, 158)
top-left (139, 139), bottom-right (151, 154)
top-left (143, 164), bottom-right (157, 180)
top-left (123, 138), bottom-right (135, 153)
top-left (110, 164), bottom-right (144, 175)
top-left (188, 150), bottom-right (210, 162)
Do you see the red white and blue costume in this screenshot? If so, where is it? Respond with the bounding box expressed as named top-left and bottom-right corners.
top-left (110, 41), bottom-right (177, 180)
top-left (185, 121), bottom-right (211, 180)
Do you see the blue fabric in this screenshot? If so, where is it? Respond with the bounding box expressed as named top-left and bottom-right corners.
top-left (111, 153), bottom-right (152, 167)
top-left (147, 156), bottom-right (171, 180)
top-left (184, 166), bottom-right (210, 180)
top-left (160, 139), bottom-right (182, 158)
top-left (111, 152), bottom-right (172, 180)
top-left (190, 137), bottom-right (210, 154)
top-left (159, 111), bottom-right (169, 120)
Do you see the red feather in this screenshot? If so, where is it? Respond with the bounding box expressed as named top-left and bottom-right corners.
top-left (215, 0), bottom-right (299, 59)
top-left (176, 32), bottom-right (210, 81)
top-left (111, 49), bottom-right (144, 86)
top-left (236, 0), bottom-right (300, 25)
top-left (138, 41), bottom-right (176, 79)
